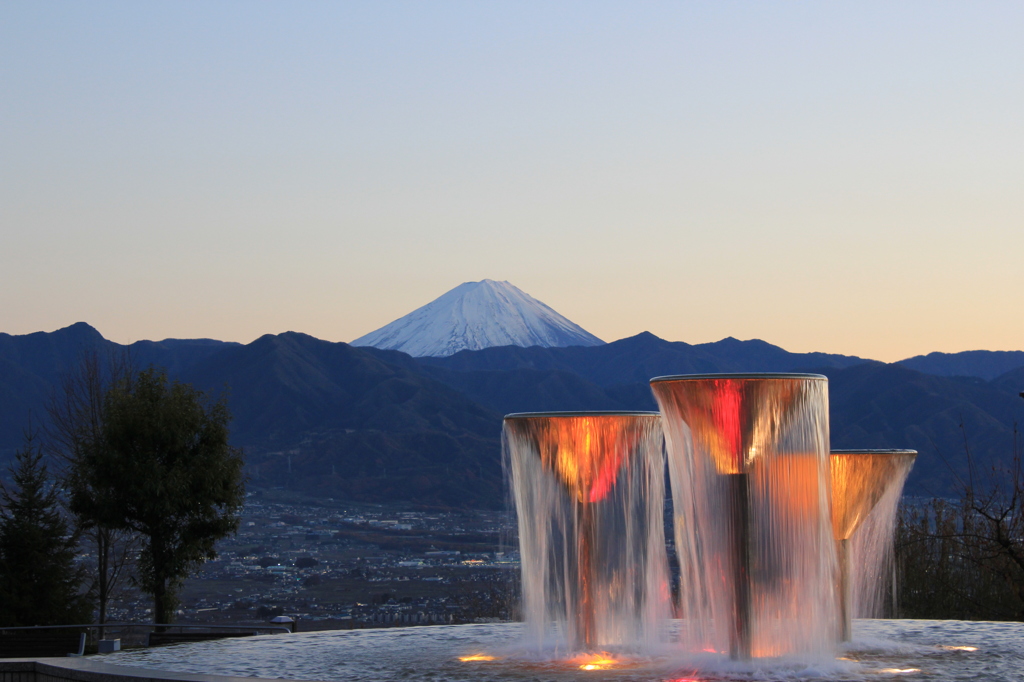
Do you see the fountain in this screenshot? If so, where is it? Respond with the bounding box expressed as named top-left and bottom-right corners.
top-left (75, 375), bottom-right (1023, 682)
top-left (651, 373), bottom-right (835, 660)
top-left (502, 411), bottom-right (668, 654)
top-left (830, 449), bottom-right (917, 641)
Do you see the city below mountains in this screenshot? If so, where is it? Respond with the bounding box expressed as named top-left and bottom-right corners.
top-left (3, 322), bottom-right (1024, 509)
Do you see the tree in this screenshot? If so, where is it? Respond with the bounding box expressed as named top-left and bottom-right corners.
top-left (48, 351), bottom-right (138, 629)
top-left (896, 423), bottom-right (1024, 619)
top-left (0, 433), bottom-right (92, 626)
top-left (70, 367), bottom-right (246, 624)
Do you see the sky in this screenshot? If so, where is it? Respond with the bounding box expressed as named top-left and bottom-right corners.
top-left (2, 2), bottom-right (1022, 363)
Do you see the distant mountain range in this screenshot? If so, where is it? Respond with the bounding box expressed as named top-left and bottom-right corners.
top-left (3, 322), bottom-right (1024, 508)
top-left (897, 350), bottom-right (1024, 381)
top-left (351, 279), bottom-right (604, 357)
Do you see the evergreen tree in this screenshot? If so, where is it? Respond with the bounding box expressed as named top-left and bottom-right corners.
top-left (70, 368), bottom-right (245, 624)
top-left (0, 434), bottom-right (92, 626)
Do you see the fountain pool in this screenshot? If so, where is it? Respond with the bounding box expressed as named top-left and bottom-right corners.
top-left (101, 619), bottom-right (1024, 681)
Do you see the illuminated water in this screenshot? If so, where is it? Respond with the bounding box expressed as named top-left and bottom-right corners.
top-left (503, 412), bottom-right (668, 653)
top-left (100, 379), bottom-right (982, 680)
top-left (652, 374), bottom-right (835, 659)
top-left (830, 450), bottom-right (917, 635)
top-left (103, 619), bottom-right (1024, 681)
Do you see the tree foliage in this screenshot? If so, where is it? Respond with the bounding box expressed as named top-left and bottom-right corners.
top-left (48, 350), bottom-right (138, 626)
top-left (896, 425), bottom-right (1024, 620)
top-left (0, 433), bottom-right (92, 626)
top-left (69, 367), bottom-right (246, 624)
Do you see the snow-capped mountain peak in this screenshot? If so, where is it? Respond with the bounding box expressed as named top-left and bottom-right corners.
top-left (351, 279), bottom-right (605, 357)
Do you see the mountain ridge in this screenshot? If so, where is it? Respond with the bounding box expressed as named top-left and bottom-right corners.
top-left (3, 322), bottom-right (1024, 507)
top-left (897, 350), bottom-right (1024, 381)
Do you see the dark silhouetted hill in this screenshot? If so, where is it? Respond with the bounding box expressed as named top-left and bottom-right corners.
top-left (0, 323), bottom-right (239, 458)
top-left (419, 332), bottom-right (866, 388)
top-left (821, 362), bottom-right (1021, 498)
top-left (3, 324), bottom-right (1023, 505)
top-left (991, 366), bottom-right (1024, 395)
top-left (898, 350), bottom-right (1024, 381)
top-left (178, 332), bottom-right (504, 508)
top-left (129, 337), bottom-right (241, 376)
top-left (419, 367), bottom-right (626, 416)
top-left (0, 322), bottom-right (109, 384)
top-left (0, 323), bottom-right (111, 453)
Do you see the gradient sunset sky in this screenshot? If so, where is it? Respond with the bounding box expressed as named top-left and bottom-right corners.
top-left (2, 2), bottom-right (1022, 362)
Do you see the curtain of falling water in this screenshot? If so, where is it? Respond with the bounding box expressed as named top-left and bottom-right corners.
top-left (845, 456), bottom-right (916, 619)
top-left (652, 375), bottom-right (837, 659)
top-left (503, 412), bottom-right (669, 655)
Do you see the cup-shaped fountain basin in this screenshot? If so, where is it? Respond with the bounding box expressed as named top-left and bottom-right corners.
top-left (505, 411), bottom-right (656, 504)
top-left (830, 449), bottom-right (918, 541)
top-left (503, 411), bottom-right (668, 653)
top-left (650, 372), bottom-right (819, 475)
top-left (651, 373), bottom-right (834, 661)
top-left (830, 449), bottom-right (917, 642)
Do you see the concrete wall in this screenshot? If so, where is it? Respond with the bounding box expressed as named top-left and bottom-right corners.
top-left (0, 660), bottom-right (312, 682)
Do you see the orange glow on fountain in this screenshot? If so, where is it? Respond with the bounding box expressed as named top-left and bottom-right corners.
top-left (830, 449), bottom-right (917, 642)
top-left (651, 374), bottom-right (834, 661)
top-left (530, 413), bottom-right (639, 504)
top-left (830, 450), bottom-right (918, 542)
top-left (504, 411), bottom-right (667, 653)
top-left (653, 374), bottom-right (807, 476)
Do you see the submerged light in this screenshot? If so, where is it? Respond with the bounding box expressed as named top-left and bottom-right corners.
top-left (571, 652), bottom-right (618, 671)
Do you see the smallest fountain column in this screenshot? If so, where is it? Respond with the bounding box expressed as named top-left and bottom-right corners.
top-left (830, 449), bottom-right (917, 642)
top-left (503, 412), bottom-right (668, 653)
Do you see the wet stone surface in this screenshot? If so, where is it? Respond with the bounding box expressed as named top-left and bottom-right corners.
top-left (102, 619), bottom-right (1024, 682)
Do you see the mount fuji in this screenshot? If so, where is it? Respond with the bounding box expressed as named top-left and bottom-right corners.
top-left (351, 279), bottom-right (605, 357)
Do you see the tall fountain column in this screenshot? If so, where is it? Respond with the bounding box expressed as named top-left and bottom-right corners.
top-left (652, 373), bottom-right (835, 660)
top-left (503, 411), bottom-right (667, 653)
top-left (830, 449), bottom-right (917, 642)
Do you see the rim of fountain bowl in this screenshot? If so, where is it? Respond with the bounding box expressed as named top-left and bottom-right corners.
top-left (503, 410), bottom-right (661, 420)
top-left (831, 448), bottom-right (918, 455)
top-left (649, 372), bottom-right (828, 383)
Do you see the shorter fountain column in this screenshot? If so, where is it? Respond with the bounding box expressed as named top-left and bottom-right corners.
top-left (830, 449), bottom-right (917, 642)
top-left (503, 411), bottom-right (668, 653)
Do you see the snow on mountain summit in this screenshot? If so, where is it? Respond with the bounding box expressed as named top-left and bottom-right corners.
top-left (351, 279), bottom-right (605, 357)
